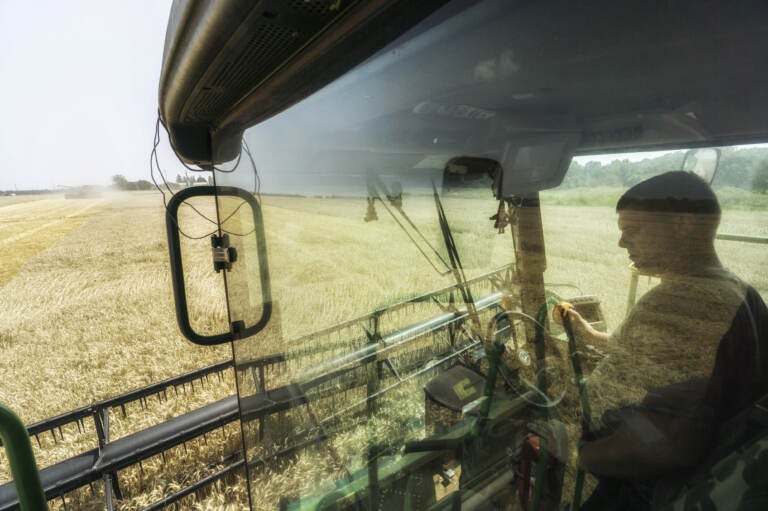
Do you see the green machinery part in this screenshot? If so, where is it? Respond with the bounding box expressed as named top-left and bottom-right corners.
top-left (0, 403), bottom-right (48, 510)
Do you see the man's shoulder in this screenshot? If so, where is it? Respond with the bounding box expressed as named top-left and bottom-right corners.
top-left (659, 267), bottom-right (746, 292)
top-left (611, 267), bottom-right (749, 351)
top-left (642, 267), bottom-right (747, 313)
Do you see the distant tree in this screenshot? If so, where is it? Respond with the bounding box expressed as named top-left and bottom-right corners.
top-left (628, 152), bottom-right (680, 183)
top-left (136, 180), bottom-right (153, 190)
top-left (559, 148), bottom-right (768, 191)
top-left (561, 160), bottom-right (584, 188)
top-left (176, 174), bottom-right (183, 184)
top-left (583, 161), bottom-right (602, 187)
top-left (752, 159), bottom-right (768, 194)
top-left (715, 147), bottom-right (752, 189)
top-left (112, 174), bottom-right (128, 189)
top-left (207, 176), bottom-right (214, 185)
top-left (601, 159), bottom-right (628, 187)
top-left (112, 174), bottom-right (154, 191)
top-left (195, 176), bottom-right (207, 183)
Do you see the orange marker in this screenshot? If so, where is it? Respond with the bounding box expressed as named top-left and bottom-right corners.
top-left (553, 301), bottom-right (573, 325)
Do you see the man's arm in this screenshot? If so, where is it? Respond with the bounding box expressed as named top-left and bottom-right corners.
top-left (553, 304), bottom-right (609, 350)
top-left (578, 411), bottom-right (710, 480)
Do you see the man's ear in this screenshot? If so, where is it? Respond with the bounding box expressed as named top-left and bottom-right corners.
top-left (675, 213), bottom-right (697, 237)
top-left (675, 212), bottom-right (716, 247)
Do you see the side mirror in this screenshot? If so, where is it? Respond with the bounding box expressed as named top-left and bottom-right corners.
top-left (681, 148), bottom-right (720, 184)
top-left (165, 186), bottom-right (271, 345)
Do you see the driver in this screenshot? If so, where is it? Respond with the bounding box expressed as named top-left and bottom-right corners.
top-left (554, 171), bottom-right (768, 510)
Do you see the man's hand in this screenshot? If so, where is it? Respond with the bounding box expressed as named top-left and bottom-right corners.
top-left (553, 302), bottom-right (609, 347)
top-left (553, 302), bottom-right (586, 333)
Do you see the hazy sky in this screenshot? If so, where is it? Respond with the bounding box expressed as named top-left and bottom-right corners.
top-left (0, 1), bottom-right (183, 190)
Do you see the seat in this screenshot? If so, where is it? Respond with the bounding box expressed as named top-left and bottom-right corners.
top-left (653, 286), bottom-right (768, 510)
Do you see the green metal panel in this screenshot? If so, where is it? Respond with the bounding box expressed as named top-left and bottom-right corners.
top-left (0, 403), bottom-right (48, 510)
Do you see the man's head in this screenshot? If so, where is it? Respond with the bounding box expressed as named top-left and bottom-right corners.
top-left (615, 171), bottom-right (721, 274)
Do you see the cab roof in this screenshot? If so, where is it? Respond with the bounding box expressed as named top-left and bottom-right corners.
top-left (159, 0), bottom-right (768, 166)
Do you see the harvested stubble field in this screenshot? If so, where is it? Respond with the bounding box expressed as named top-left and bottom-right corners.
top-left (0, 192), bottom-right (236, 509)
top-left (0, 189), bottom-right (766, 510)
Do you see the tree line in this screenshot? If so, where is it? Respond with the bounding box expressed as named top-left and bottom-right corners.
top-left (111, 174), bottom-right (153, 191)
top-left (111, 173), bottom-right (213, 191)
top-left (562, 147), bottom-right (768, 193)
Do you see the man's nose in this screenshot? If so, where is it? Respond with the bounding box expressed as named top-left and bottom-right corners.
top-left (618, 232), bottom-right (628, 248)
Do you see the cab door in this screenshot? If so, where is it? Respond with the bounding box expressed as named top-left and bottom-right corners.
top-left (165, 158), bottom-right (274, 508)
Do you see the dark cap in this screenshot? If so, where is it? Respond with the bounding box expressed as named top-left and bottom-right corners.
top-left (616, 171), bottom-right (721, 216)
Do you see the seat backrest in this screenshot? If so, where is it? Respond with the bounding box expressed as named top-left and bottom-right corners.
top-left (702, 286), bottom-right (768, 433)
top-left (657, 393), bottom-right (768, 511)
top-left (656, 287), bottom-right (768, 510)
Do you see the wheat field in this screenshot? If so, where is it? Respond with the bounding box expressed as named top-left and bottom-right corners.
top-left (0, 189), bottom-right (766, 510)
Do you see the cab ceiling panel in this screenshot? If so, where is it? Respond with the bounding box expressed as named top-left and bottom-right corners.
top-left (160, 0), bottom-right (768, 166)
top-left (159, 0), bottom-right (450, 165)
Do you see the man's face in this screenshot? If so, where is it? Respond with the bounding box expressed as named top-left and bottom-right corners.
top-left (617, 210), bottom-right (681, 274)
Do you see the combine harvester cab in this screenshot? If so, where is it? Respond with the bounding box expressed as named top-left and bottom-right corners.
top-left (155, 1), bottom-right (768, 510)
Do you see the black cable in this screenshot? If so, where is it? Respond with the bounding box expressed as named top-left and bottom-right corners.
top-left (210, 140), bottom-right (263, 237)
top-left (150, 116), bottom-right (177, 198)
top-left (150, 114), bottom-right (220, 240)
top-left (241, 140), bottom-right (262, 199)
top-left (212, 147), bottom-right (242, 173)
top-left (156, 113), bottom-right (211, 174)
top-left (151, 114), bottom-right (268, 240)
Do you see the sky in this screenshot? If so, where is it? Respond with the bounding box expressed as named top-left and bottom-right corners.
top-left (0, 1), bottom-right (183, 190)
